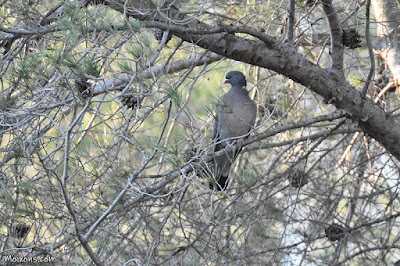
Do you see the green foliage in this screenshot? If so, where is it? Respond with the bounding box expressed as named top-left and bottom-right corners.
top-left (8, 146), bottom-right (24, 160)
top-left (46, 48), bottom-right (100, 78)
top-left (127, 43), bottom-right (143, 61)
top-left (83, 56), bottom-right (101, 77)
top-left (13, 54), bottom-right (42, 81)
top-left (0, 189), bottom-right (14, 205)
top-left (59, 18), bottom-right (80, 44)
top-left (199, 164), bottom-right (217, 184)
top-left (160, 143), bottom-right (181, 167)
top-left (45, 49), bottom-right (63, 67)
top-left (0, 94), bottom-right (17, 110)
top-left (164, 86), bottom-right (183, 108)
top-left (127, 18), bottom-right (142, 32)
top-left (63, 1), bottom-right (81, 19)
top-left (203, 104), bottom-right (217, 120)
top-left (62, 56), bottom-right (80, 70)
top-left (140, 32), bottom-right (151, 48)
top-left (233, 168), bottom-right (254, 188)
top-left (117, 60), bottom-right (134, 73)
top-left (18, 181), bottom-right (35, 196)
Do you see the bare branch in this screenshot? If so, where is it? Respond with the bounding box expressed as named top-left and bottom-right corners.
top-left (287, 0), bottom-right (296, 46)
top-left (361, 0), bottom-right (375, 96)
top-left (321, 0), bottom-right (344, 71)
top-left (92, 53), bottom-right (222, 95)
top-left (0, 24), bottom-right (60, 39)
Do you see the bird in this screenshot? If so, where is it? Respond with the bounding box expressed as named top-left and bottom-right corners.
top-left (211, 71), bottom-right (257, 190)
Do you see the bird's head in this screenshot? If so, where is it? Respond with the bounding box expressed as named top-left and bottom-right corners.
top-left (224, 71), bottom-right (246, 88)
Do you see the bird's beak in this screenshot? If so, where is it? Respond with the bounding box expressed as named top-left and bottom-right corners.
top-left (224, 79), bottom-right (228, 84)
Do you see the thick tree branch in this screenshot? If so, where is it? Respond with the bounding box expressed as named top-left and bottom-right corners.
top-left (91, 52), bottom-right (222, 95)
top-left (0, 24), bottom-right (59, 37)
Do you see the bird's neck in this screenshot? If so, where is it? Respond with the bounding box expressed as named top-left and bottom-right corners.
top-left (230, 85), bottom-right (248, 94)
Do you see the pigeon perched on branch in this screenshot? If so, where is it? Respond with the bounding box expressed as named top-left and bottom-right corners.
top-left (211, 71), bottom-right (257, 190)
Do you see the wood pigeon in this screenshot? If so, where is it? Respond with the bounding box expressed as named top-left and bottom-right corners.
top-left (211, 71), bottom-right (257, 190)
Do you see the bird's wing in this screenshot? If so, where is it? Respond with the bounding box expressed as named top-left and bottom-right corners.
top-left (213, 96), bottom-right (229, 152)
top-left (220, 89), bottom-right (256, 140)
top-left (212, 113), bottom-right (219, 144)
top-left (211, 89), bottom-right (257, 190)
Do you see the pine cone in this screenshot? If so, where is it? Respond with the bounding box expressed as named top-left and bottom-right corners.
top-left (305, 0), bottom-right (317, 7)
top-left (75, 78), bottom-right (91, 98)
top-left (13, 223), bottom-right (30, 239)
top-left (374, 71), bottom-right (396, 92)
top-left (183, 147), bottom-right (198, 162)
top-left (325, 223), bottom-right (346, 241)
top-left (0, 38), bottom-right (14, 55)
top-left (120, 94), bottom-right (142, 109)
top-left (287, 168), bottom-right (308, 188)
top-left (83, 0), bottom-right (105, 6)
top-left (342, 28), bottom-right (361, 49)
top-left (154, 28), bottom-right (172, 44)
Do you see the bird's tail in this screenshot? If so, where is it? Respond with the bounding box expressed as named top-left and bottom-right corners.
top-left (210, 145), bottom-right (242, 190)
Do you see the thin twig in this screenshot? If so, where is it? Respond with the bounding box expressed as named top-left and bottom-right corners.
top-left (321, 0), bottom-right (344, 71)
top-left (361, 0), bottom-right (375, 97)
top-left (287, 0), bottom-right (296, 46)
